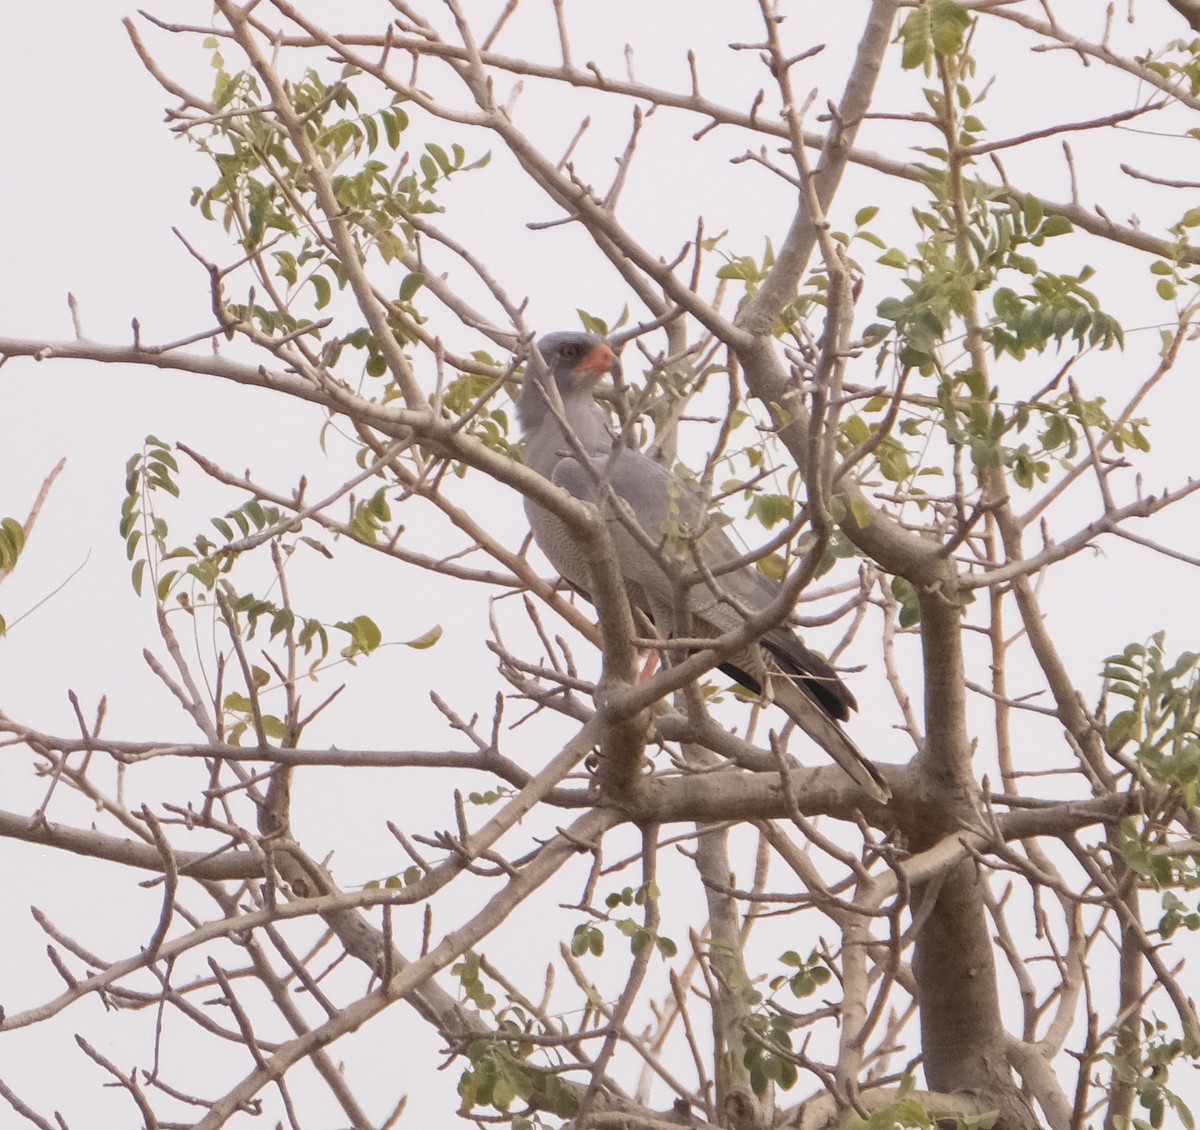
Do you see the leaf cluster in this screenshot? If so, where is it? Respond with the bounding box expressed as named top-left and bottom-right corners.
top-left (1105, 634), bottom-right (1200, 803)
top-left (896, 0), bottom-right (973, 73)
top-left (0, 515), bottom-right (26, 636)
top-left (120, 436), bottom-right (398, 688)
top-left (192, 53), bottom-right (488, 391)
top-left (457, 1039), bottom-right (578, 1124)
top-left (1099, 1017), bottom-right (1200, 1130)
top-left (768, 948), bottom-right (833, 1000)
top-left (0, 516), bottom-right (26, 576)
top-left (451, 957), bottom-right (579, 1124)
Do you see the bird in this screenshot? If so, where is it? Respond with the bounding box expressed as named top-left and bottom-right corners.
top-left (516, 330), bottom-right (889, 803)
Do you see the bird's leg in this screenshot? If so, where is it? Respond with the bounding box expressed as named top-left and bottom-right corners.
top-left (628, 608), bottom-right (665, 683)
top-left (638, 648), bottom-right (661, 683)
top-left (754, 655), bottom-right (778, 708)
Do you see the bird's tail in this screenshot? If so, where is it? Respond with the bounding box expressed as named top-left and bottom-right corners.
top-left (770, 678), bottom-right (891, 803)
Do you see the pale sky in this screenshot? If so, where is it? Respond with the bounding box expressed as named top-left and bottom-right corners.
top-left (2, 2), bottom-right (1198, 1125)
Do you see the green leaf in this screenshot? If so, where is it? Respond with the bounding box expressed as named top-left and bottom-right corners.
top-left (748, 493), bottom-right (795, 529)
top-left (891, 575), bottom-right (921, 627)
top-left (576, 308), bottom-right (610, 336)
top-left (341, 614), bottom-right (383, 653)
top-left (274, 250), bottom-right (299, 286)
top-left (1039, 214), bottom-right (1073, 237)
top-left (426, 142), bottom-right (451, 174)
top-left (962, 1113), bottom-right (999, 1129)
top-left (930, 0), bottom-right (972, 54)
top-left (0, 518), bottom-right (26, 570)
top-left (147, 469), bottom-right (180, 498)
top-left (897, 4), bottom-right (933, 69)
top-left (362, 112), bottom-right (379, 153)
top-left (155, 571), bottom-right (179, 601)
top-left (398, 272), bottom-right (424, 302)
top-left (382, 107), bottom-right (404, 149)
top-left (261, 715), bottom-right (288, 740)
top-left (404, 624), bottom-right (443, 650)
top-left (855, 205), bottom-right (880, 226)
top-left (842, 414), bottom-right (870, 445)
top-left (756, 553), bottom-right (787, 580)
top-left (244, 499), bottom-right (267, 528)
top-left (491, 1075), bottom-right (514, 1110)
top-left (1022, 194), bottom-right (1044, 230)
top-left (1104, 710), bottom-right (1142, 758)
top-left (270, 608), bottom-right (296, 638)
top-left (368, 490), bottom-right (392, 521)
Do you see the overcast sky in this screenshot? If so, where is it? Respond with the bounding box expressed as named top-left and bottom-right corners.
top-left (2, 2), bottom-right (1199, 1125)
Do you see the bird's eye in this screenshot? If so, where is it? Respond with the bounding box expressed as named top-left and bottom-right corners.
top-left (563, 343), bottom-right (582, 360)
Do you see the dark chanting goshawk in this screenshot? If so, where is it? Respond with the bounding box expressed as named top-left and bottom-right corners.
top-left (517, 331), bottom-right (889, 803)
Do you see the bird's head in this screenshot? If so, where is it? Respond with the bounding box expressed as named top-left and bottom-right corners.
top-left (516, 331), bottom-right (620, 431)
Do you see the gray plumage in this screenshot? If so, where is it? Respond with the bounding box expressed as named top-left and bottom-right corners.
top-left (517, 331), bottom-right (889, 803)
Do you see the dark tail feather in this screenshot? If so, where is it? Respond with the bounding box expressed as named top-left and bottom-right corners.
top-left (771, 678), bottom-right (890, 803)
top-left (760, 627), bottom-right (857, 721)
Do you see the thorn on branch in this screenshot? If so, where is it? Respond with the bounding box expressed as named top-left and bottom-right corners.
top-left (558, 115), bottom-right (591, 171)
top-left (75, 1034), bottom-right (160, 1126)
top-left (67, 293), bottom-right (82, 340)
top-left (788, 43), bottom-right (826, 67)
top-left (749, 88), bottom-right (764, 125)
top-left (552, 0), bottom-right (571, 69)
top-left (45, 945), bottom-right (79, 990)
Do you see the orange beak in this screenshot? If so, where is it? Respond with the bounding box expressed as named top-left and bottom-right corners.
top-left (575, 342), bottom-right (619, 377)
